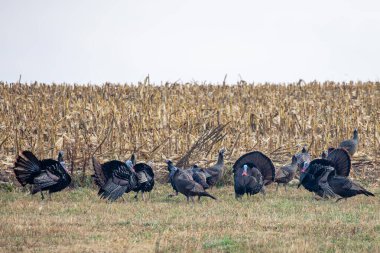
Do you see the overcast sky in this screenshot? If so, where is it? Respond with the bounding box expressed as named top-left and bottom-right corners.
top-left (1, 0), bottom-right (379, 84)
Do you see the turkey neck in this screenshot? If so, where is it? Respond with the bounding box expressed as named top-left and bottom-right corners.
top-left (353, 132), bottom-right (359, 142)
top-left (168, 164), bottom-right (178, 178)
top-left (169, 169), bottom-right (177, 181)
top-left (299, 169), bottom-right (308, 182)
top-left (216, 152), bottom-right (224, 166)
top-left (290, 159), bottom-right (299, 171)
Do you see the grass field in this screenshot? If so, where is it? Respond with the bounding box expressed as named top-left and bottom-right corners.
top-left (1, 184), bottom-right (379, 253)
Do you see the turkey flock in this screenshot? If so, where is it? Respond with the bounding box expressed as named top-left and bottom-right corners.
top-left (12, 129), bottom-right (374, 203)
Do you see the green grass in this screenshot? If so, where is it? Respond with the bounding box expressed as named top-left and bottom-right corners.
top-left (0, 184), bottom-right (379, 253)
top-left (203, 236), bottom-right (238, 251)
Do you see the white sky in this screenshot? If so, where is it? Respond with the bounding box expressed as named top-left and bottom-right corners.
top-left (1, 0), bottom-right (379, 84)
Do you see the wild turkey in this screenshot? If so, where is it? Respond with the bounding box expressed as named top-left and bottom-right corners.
top-left (298, 148), bottom-right (360, 200)
top-left (294, 147), bottom-right (311, 169)
top-left (13, 151), bottom-right (71, 200)
top-left (232, 151), bottom-right (275, 199)
top-left (92, 157), bottom-right (138, 201)
top-left (327, 174), bottom-right (374, 201)
top-left (185, 164), bottom-right (210, 190)
top-left (166, 160), bottom-right (216, 202)
top-left (166, 160), bottom-right (180, 196)
top-left (339, 129), bottom-right (359, 156)
top-left (298, 160), bottom-right (339, 199)
top-left (94, 153), bottom-right (135, 182)
top-left (91, 153), bottom-right (146, 199)
top-left (299, 162), bottom-right (374, 201)
top-left (299, 148), bottom-right (351, 186)
top-left (274, 155), bottom-right (297, 191)
top-left (204, 148), bottom-right (225, 188)
top-left (133, 162), bottom-right (155, 201)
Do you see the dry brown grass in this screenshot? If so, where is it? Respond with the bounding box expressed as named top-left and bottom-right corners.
top-left (0, 185), bottom-right (379, 253)
top-left (0, 81), bottom-right (379, 184)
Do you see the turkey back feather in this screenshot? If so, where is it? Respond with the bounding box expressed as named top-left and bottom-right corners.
top-left (98, 164), bottom-right (137, 201)
top-left (305, 159), bottom-right (332, 177)
top-left (41, 159), bottom-right (71, 193)
top-left (192, 171), bottom-right (209, 189)
top-left (100, 160), bottom-right (127, 179)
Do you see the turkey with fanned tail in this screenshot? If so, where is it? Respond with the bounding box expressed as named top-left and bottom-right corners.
top-left (92, 153), bottom-right (154, 201)
top-left (232, 151), bottom-right (275, 199)
top-left (133, 161), bottom-right (155, 201)
top-left (298, 148), bottom-right (373, 201)
top-left (13, 151), bottom-right (71, 200)
top-left (298, 148), bottom-right (351, 198)
top-left (92, 157), bottom-right (138, 201)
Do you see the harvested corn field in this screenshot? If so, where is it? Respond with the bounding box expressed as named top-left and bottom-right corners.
top-left (0, 81), bottom-right (379, 185)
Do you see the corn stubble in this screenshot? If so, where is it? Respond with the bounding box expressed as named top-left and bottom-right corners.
top-left (0, 81), bottom-right (379, 185)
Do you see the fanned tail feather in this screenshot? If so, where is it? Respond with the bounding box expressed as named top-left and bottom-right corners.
top-left (92, 157), bottom-right (106, 188)
top-left (327, 148), bottom-right (351, 176)
top-left (13, 151), bottom-right (41, 186)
